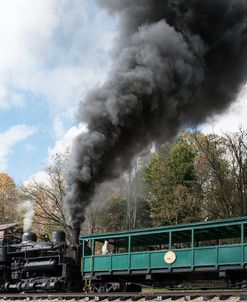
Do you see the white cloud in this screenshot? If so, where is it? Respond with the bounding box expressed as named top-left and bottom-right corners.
top-left (47, 123), bottom-right (88, 162)
top-left (201, 84), bottom-right (247, 134)
top-left (24, 123), bottom-right (87, 185)
top-left (53, 117), bottom-right (65, 140)
top-left (0, 1), bottom-right (59, 108)
top-left (0, 125), bottom-right (36, 170)
top-left (27, 65), bottom-right (107, 113)
top-left (0, 90), bottom-right (25, 111)
top-left (23, 170), bottom-right (50, 187)
top-left (0, 86), bottom-right (8, 109)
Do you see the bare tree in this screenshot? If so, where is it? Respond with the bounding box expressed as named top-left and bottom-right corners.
top-left (191, 129), bottom-right (247, 219)
top-left (21, 153), bottom-right (72, 241)
top-left (125, 161), bottom-right (141, 229)
top-left (125, 149), bottom-right (153, 230)
top-left (223, 127), bottom-right (247, 215)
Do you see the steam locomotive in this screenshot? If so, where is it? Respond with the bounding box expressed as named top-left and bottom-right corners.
top-left (2, 216), bottom-right (247, 293)
top-left (0, 223), bottom-right (82, 292)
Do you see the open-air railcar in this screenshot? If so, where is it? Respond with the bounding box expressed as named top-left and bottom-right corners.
top-left (80, 216), bottom-right (247, 292)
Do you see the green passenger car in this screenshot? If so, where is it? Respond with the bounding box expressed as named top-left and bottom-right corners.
top-left (80, 216), bottom-right (247, 292)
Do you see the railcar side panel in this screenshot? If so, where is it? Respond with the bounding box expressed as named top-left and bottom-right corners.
top-left (82, 244), bottom-right (247, 272)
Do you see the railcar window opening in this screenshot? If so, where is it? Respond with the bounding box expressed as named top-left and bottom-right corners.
top-left (171, 230), bottom-right (191, 249)
top-left (94, 240), bottom-right (108, 255)
top-left (131, 233), bottom-right (169, 252)
top-left (83, 239), bottom-right (92, 256)
top-left (243, 224), bottom-right (247, 242)
top-left (112, 237), bottom-right (128, 254)
top-left (194, 224), bottom-right (241, 247)
top-left (93, 237), bottom-right (129, 255)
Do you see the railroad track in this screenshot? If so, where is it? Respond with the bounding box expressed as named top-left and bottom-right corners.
top-left (0, 290), bottom-right (247, 301)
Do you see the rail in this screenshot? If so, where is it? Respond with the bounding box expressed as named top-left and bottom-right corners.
top-left (0, 290), bottom-right (247, 300)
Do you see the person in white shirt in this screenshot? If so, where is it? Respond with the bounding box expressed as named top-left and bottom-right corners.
top-left (102, 240), bottom-right (110, 254)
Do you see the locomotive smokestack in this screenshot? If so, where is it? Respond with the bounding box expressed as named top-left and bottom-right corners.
top-left (22, 231), bottom-right (37, 243)
top-left (65, 0), bottom-right (247, 229)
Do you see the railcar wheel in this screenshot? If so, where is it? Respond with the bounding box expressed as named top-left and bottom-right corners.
top-left (91, 283), bottom-right (107, 293)
top-left (91, 282), bottom-right (122, 293)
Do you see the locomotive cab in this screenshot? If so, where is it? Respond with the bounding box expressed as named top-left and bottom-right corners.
top-left (0, 223), bottom-right (20, 291)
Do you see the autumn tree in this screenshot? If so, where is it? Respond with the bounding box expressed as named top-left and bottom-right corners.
top-left (143, 133), bottom-right (202, 226)
top-left (94, 195), bottom-right (127, 232)
top-left (0, 173), bottom-right (19, 224)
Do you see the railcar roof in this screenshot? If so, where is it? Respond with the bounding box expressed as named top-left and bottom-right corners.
top-left (79, 216), bottom-right (247, 240)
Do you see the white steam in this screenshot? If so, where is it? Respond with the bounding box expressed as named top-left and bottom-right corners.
top-left (22, 200), bottom-right (35, 232)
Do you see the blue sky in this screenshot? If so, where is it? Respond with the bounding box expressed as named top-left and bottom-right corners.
top-left (0, 0), bottom-right (117, 184)
top-left (0, 0), bottom-right (246, 185)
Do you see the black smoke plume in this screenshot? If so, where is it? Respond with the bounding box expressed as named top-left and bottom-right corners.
top-left (65, 0), bottom-right (247, 229)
